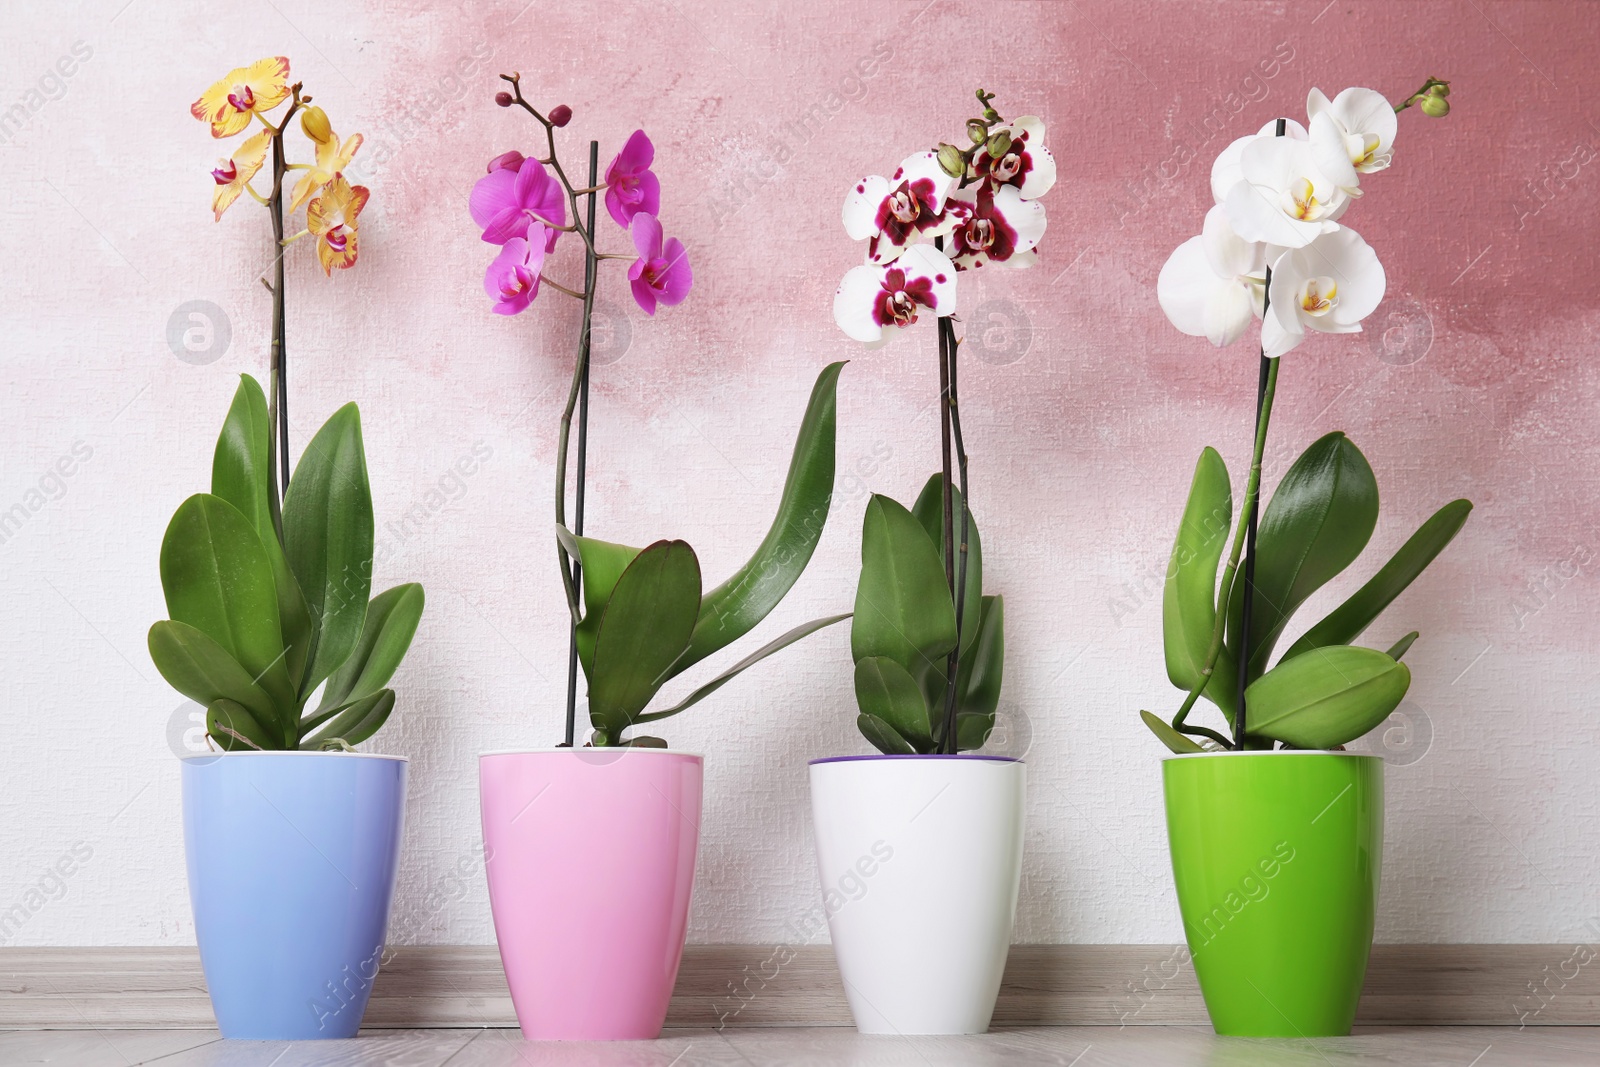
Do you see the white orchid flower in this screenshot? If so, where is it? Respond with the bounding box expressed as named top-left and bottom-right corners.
top-left (1224, 135), bottom-right (1350, 248)
top-left (1157, 205), bottom-right (1269, 347)
top-left (1261, 226), bottom-right (1386, 358)
top-left (842, 150), bottom-right (957, 265)
top-left (833, 244), bottom-right (958, 347)
top-left (945, 185), bottom-right (1047, 270)
top-left (1210, 119), bottom-right (1308, 204)
top-left (1307, 87), bottom-right (1398, 195)
top-left (970, 116), bottom-right (1057, 200)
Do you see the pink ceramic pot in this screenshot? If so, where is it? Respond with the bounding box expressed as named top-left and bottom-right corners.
top-left (479, 748), bottom-right (703, 1040)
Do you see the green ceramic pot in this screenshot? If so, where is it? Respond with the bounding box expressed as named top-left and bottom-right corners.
top-left (1162, 752), bottom-right (1383, 1037)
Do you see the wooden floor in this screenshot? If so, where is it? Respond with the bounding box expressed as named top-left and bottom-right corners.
top-left (3, 1026), bottom-right (1599, 1065)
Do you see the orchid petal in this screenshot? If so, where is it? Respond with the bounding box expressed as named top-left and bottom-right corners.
top-left (843, 175), bottom-right (890, 241)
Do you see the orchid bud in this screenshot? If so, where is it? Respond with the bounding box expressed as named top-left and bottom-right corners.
top-left (494, 91), bottom-right (513, 107)
top-left (985, 130), bottom-right (1012, 159)
top-left (300, 105), bottom-right (332, 144)
top-left (967, 120), bottom-right (988, 144)
top-left (936, 143), bottom-right (966, 178)
top-left (982, 108), bottom-right (1000, 123)
top-left (549, 104), bottom-right (572, 127)
top-left (1419, 92), bottom-right (1449, 117)
top-left (487, 150), bottom-right (526, 174)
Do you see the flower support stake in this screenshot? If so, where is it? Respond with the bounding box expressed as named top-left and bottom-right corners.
top-left (563, 140), bottom-right (600, 748)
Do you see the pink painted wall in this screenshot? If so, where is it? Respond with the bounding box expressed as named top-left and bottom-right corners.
top-left (1, 0), bottom-right (1595, 949)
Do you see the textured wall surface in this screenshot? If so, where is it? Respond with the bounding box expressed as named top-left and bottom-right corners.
top-left (2, 0), bottom-right (1597, 949)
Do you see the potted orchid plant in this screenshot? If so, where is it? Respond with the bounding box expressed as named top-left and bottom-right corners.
top-left (470, 73), bottom-right (846, 1041)
top-left (1145, 79), bottom-right (1463, 1037)
top-left (813, 90), bottom-right (1048, 1036)
top-left (153, 57), bottom-right (421, 1040)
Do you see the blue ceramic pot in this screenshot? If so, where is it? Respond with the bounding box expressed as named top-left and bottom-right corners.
top-left (182, 752), bottom-right (407, 1039)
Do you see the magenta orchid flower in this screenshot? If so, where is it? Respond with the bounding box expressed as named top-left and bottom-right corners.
top-left (842, 150), bottom-right (957, 265)
top-left (969, 116), bottom-right (1057, 200)
top-left (832, 244), bottom-right (957, 349)
top-left (484, 227), bottom-right (547, 315)
top-left (470, 155), bottom-right (566, 250)
top-left (945, 185), bottom-right (1047, 271)
top-left (627, 212), bottom-right (691, 316)
top-left (604, 130), bottom-right (661, 229)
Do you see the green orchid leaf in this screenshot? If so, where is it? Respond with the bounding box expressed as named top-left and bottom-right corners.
top-left (955, 595), bottom-right (1004, 719)
top-left (1279, 499), bottom-right (1471, 662)
top-left (857, 712), bottom-right (917, 755)
top-left (318, 583), bottom-right (425, 712)
top-left (207, 698), bottom-right (274, 752)
top-left (1244, 645), bottom-right (1410, 749)
top-left (1140, 709), bottom-right (1205, 754)
top-left (557, 525), bottom-right (643, 680)
top-left (300, 688), bottom-right (395, 749)
top-left (1385, 631), bottom-right (1419, 661)
top-left (636, 613), bottom-right (851, 723)
top-left (910, 473), bottom-right (984, 657)
top-left (1229, 432), bottom-right (1379, 681)
top-left (159, 493), bottom-right (296, 735)
top-left (852, 494), bottom-right (958, 674)
top-left (955, 712), bottom-right (995, 752)
top-left (210, 374), bottom-right (313, 691)
top-left (855, 655), bottom-right (935, 750)
top-left (621, 735), bottom-right (669, 748)
top-left (282, 402), bottom-right (374, 698)
top-left (671, 362), bottom-right (844, 676)
top-left (149, 619), bottom-right (283, 736)
top-left (1163, 447), bottom-right (1238, 719)
top-left (588, 540), bottom-right (702, 740)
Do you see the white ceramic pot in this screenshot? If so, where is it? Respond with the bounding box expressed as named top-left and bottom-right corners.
top-left (808, 754), bottom-right (1026, 1035)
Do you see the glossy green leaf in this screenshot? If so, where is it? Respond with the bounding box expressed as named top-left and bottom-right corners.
top-left (671, 362), bottom-right (844, 676)
top-left (318, 584), bottom-right (425, 711)
top-left (148, 619), bottom-right (283, 735)
top-left (954, 595), bottom-right (1004, 719)
top-left (1244, 645), bottom-right (1410, 749)
top-left (300, 688), bottom-right (394, 749)
top-left (557, 525), bottom-right (642, 680)
top-left (282, 403), bottom-right (374, 696)
top-left (1279, 500), bottom-right (1471, 662)
top-left (1163, 447), bottom-right (1237, 718)
top-left (910, 473), bottom-right (984, 656)
top-left (855, 656), bottom-right (934, 750)
top-left (852, 494), bottom-right (958, 674)
top-left (1385, 631), bottom-right (1419, 661)
top-left (857, 712), bottom-right (916, 755)
top-left (207, 698), bottom-right (274, 751)
top-left (1140, 709), bottom-right (1205, 754)
top-left (210, 374), bottom-right (313, 692)
top-left (588, 540), bottom-right (702, 740)
top-left (955, 712), bottom-right (994, 752)
top-left (636, 613), bottom-right (850, 723)
top-left (621, 735), bottom-right (669, 748)
top-left (1229, 432), bottom-right (1379, 681)
top-left (159, 493), bottom-right (296, 735)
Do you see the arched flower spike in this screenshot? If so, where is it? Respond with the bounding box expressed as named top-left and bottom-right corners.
top-left (307, 175), bottom-right (368, 275)
top-left (1307, 87), bottom-right (1398, 194)
top-left (604, 130), bottom-right (661, 228)
top-left (1261, 226), bottom-right (1385, 358)
top-left (969, 116), bottom-right (1057, 200)
top-left (843, 150), bottom-right (958, 264)
top-left (191, 56), bottom-right (290, 138)
top-left (211, 130), bottom-right (272, 221)
top-left (485, 229), bottom-right (547, 315)
top-left (470, 157), bottom-right (567, 250)
top-left (833, 244), bottom-right (957, 348)
top-left (627, 212), bottom-right (692, 316)
top-left (1157, 205), bottom-right (1266, 348)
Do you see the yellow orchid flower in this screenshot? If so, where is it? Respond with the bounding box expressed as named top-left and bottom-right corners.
top-left (210, 130), bottom-right (273, 221)
top-left (307, 175), bottom-right (369, 274)
top-left (289, 127), bottom-right (364, 213)
top-left (191, 57), bottom-right (291, 139)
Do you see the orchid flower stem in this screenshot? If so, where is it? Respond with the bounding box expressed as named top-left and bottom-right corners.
top-left (245, 185), bottom-right (269, 205)
top-left (595, 253), bottom-right (637, 261)
top-left (541, 277), bottom-right (587, 300)
top-left (561, 140), bottom-right (601, 749)
top-left (938, 311), bottom-right (972, 755)
top-left (280, 230), bottom-right (310, 247)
